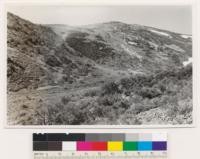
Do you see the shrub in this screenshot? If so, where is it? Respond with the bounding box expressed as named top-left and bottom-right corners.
top-left (84, 89), bottom-right (99, 97)
top-left (45, 55), bottom-right (62, 67)
top-left (136, 87), bottom-right (161, 99)
top-left (101, 81), bottom-right (121, 95)
top-left (61, 96), bottom-right (71, 105)
top-left (97, 95), bottom-right (116, 106)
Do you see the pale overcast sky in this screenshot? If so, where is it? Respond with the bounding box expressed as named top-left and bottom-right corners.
top-left (7, 5), bottom-right (192, 34)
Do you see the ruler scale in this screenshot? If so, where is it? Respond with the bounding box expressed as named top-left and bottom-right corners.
top-left (33, 133), bottom-right (167, 159)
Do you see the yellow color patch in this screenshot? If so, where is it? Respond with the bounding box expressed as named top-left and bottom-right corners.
top-left (108, 142), bottom-right (123, 151)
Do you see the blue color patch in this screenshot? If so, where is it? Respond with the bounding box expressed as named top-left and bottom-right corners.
top-left (138, 142), bottom-right (152, 151)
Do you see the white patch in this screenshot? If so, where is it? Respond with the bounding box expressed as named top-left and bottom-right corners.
top-left (122, 94), bottom-right (130, 101)
top-left (183, 57), bottom-right (192, 66)
top-left (121, 44), bottom-right (142, 60)
top-left (99, 46), bottom-right (103, 50)
top-left (181, 35), bottom-right (192, 39)
top-left (165, 44), bottom-right (184, 52)
top-left (150, 29), bottom-right (172, 38)
top-left (128, 41), bottom-right (137, 46)
top-left (37, 85), bottom-right (59, 91)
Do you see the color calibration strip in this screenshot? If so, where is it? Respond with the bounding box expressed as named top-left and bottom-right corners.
top-left (33, 133), bottom-right (167, 152)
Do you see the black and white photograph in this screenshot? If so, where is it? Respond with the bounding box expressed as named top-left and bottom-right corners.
top-left (6, 5), bottom-right (193, 126)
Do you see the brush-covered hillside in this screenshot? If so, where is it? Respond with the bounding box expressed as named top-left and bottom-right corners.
top-left (7, 12), bottom-right (192, 125)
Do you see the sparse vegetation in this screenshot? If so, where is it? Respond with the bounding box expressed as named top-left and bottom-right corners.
top-left (30, 65), bottom-right (192, 125)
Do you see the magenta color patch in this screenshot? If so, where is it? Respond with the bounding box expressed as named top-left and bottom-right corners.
top-left (77, 142), bottom-right (93, 151)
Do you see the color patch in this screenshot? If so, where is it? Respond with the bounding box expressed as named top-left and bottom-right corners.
top-left (125, 134), bottom-right (139, 141)
top-left (33, 134), bottom-right (47, 141)
top-left (139, 133), bottom-right (152, 141)
top-left (33, 142), bottom-right (48, 151)
top-left (92, 142), bottom-right (107, 151)
top-left (85, 134), bottom-right (100, 141)
top-left (123, 142), bottom-right (138, 151)
top-left (77, 142), bottom-right (93, 151)
top-left (47, 133), bottom-right (85, 141)
top-left (138, 142), bottom-right (152, 151)
top-left (153, 142), bottom-right (167, 151)
top-left (48, 142), bottom-right (62, 151)
top-left (97, 134), bottom-right (112, 141)
top-left (152, 133), bottom-right (167, 141)
top-left (62, 142), bottom-right (76, 151)
top-left (111, 134), bottom-right (125, 141)
top-left (108, 142), bottom-right (123, 151)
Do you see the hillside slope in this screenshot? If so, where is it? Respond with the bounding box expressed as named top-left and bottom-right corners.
top-left (7, 12), bottom-right (192, 125)
top-left (50, 22), bottom-right (192, 73)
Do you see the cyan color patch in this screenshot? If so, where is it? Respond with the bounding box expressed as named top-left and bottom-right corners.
top-left (138, 142), bottom-right (152, 151)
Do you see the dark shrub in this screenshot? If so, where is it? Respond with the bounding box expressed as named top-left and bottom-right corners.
top-left (137, 87), bottom-right (161, 99)
top-left (45, 55), bottom-right (62, 67)
top-left (61, 96), bottom-right (71, 105)
top-left (101, 81), bottom-right (121, 95)
top-left (84, 89), bottom-right (99, 97)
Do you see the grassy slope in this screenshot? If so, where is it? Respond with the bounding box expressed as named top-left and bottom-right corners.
top-left (30, 65), bottom-right (192, 125)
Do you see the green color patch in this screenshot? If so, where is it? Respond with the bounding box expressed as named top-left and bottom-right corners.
top-left (123, 142), bottom-right (138, 151)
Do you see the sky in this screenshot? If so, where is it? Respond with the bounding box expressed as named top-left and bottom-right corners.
top-left (6, 5), bottom-right (192, 34)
